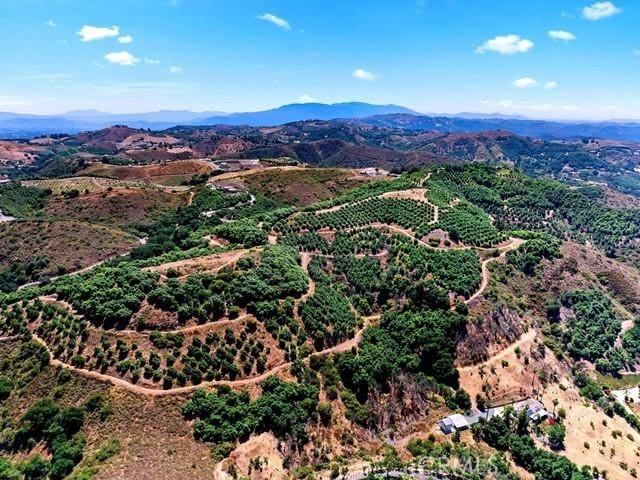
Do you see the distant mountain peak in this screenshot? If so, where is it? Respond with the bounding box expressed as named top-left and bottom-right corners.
top-left (200, 102), bottom-right (416, 126)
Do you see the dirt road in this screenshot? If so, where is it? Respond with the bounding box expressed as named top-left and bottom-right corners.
top-left (457, 329), bottom-right (537, 373)
top-left (29, 314), bottom-right (380, 397)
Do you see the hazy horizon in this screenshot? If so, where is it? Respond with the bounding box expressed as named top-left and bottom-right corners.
top-left (0, 0), bottom-right (638, 121)
top-left (1, 101), bottom-right (640, 124)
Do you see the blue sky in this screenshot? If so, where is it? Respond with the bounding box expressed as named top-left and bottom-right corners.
top-left (0, 0), bottom-right (638, 119)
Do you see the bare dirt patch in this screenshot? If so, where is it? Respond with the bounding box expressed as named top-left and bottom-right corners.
top-left (0, 140), bottom-right (45, 166)
top-left (458, 329), bottom-right (553, 407)
top-left (216, 433), bottom-right (286, 480)
top-left (144, 248), bottom-right (253, 278)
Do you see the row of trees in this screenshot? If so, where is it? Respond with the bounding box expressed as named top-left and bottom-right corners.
top-left (280, 197), bottom-right (436, 236)
top-left (432, 164), bottom-right (640, 257)
top-left (299, 285), bottom-right (356, 350)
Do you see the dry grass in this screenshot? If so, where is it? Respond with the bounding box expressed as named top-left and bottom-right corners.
top-left (45, 188), bottom-right (188, 227)
top-left (79, 160), bottom-right (213, 186)
top-left (0, 340), bottom-right (216, 480)
top-left (0, 220), bottom-right (138, 274)
top-left (144, 248), bottom-right (253, 279)
top-left (0, 140), bottom-right (45, 165)
top-left (240, 168), bottom-right (377, 206)
top-left (458, 329), bottom-right (549, 407)
top-left (541, 382), bottom-right (640, 480)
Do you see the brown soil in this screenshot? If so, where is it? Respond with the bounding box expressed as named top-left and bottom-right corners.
top-left (240, 167), bottom-right (375, 206)
top-left (144, 248), bottom-right (253, 279)
top-left (0, 220), bottom-right (138, 275)
top-left (79, 160), bottom-right (214, 184)
top-left (45, 188), bottom-right (187, 227)
top-left (0, 141), bottom-right (45, 165)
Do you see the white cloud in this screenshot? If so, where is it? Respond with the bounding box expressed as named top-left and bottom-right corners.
top-left (117, 35), bottom-right (133, 44)
top-left (545, 81), bottom-right (560, 90)
top-left (104, 51), bottom-right (139, 66)
top-left (634, 50), bottom-right (640, 56)
top-left (45, 20), bottom-right (56, 27)
top-left (169, 66), bottom-right (183, 74)
top-left (481, 99), bottom-right (586, 115)
top-left (297, 94), bottom-right (316, 103)
top-left (144, 58), bottom-right (160, 65)
top-left (582, 2), bottom-right (622, 20)
top-left (78, 25), bottom-right (120, 42)
top-left (353, 68), bottom-right (377, 81)
top-left (512, 77), bottom-right (538, 88)
top-left (258, 13), bottom-right (291, 31)
top-left (476, 34), bottom-right (534, 55)
top-left (548, 30), bottom-right (576, 42)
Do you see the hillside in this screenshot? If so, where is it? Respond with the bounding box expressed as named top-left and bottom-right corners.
top-left (5, 120), bottom-right (640, 197)
top-left (0, 161), bottom-right (639, 480)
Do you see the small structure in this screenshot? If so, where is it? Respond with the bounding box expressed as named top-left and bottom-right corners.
top-left (359, 167), bottom-right (379, 177)
top-left (214, 159), bottom-right (260, 172)
top-left (439, 398), bottom-right (551, 435)
top-left (439, 414), bottom-right (470, 434)
top-left (525, 400), bottom-right (549, 422)
top-left (208, 181), bottom-right (245, 193)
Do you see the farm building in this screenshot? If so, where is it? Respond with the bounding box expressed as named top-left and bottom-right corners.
top-left (439, 414), bottom-right (470, 434)
top-left (215, 159), bottom-right (260, 171)
top-left (439, 398), bottom-right (550, 435)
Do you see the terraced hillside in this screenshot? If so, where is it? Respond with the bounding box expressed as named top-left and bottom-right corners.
top-left (1, 164), bottom-right (640, 480)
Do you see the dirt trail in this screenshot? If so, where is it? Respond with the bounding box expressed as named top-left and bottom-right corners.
top-left (457, 329), bottom-right (537, 373)
top-left (318, 222), bottom-right (522, 254)
top-left (113, 314), bottom-right (254, 338)
top-left (17, 256), bottom-right (117, 291)
top-left (465, 238), bottom-right (526, 305)
top-left (209, 166), bottom-right (307, 182)
top-left (0, 335), bottom-right (21, 342)
top-left (38, 295), bottom-right (253, 338)
top-left (314, 188), bottom-right (439, 223)
top-left (143, 248), bottom-right (253, 278)
top-left (293, 252), bottom-right (317, 323)
top-left (29, 315), bottom-right (380, 397)
top-left (380, 188), bottom-right (439, 224)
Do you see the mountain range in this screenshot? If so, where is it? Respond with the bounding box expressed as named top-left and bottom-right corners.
top-left (0, 102), bottom-right (413, 138)
top-left (2, 102), bottom-right (640, 142)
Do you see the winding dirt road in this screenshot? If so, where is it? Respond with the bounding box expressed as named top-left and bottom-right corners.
top-left (465, 238), bottom-right (526, 305)
top-left (28, 315), bottom-right (380, 397)
top-left (457, 329), bottom-right (537, 373)
top-left (9, 186), bottom-right (529, 398)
